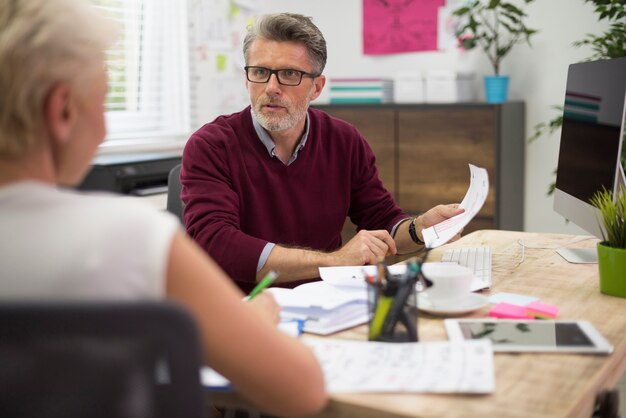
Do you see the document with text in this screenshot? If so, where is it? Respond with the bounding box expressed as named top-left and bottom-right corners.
top-left (422, 164), bottom-right (489, 248)
top-left (304, 338), bottom-right (495, 393)
top-left (203, 338), bottom-right (495, 393)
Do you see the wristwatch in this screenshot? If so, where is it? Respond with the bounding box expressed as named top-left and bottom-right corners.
top-left (408, 217), bottom-right (425, 245)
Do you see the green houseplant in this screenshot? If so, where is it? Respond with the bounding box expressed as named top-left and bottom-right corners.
top-left (590, 188), bottom-right (626, 297)
top-left (453, 0), bottom-right (538, 103)
top-left (530, 0), bottom-right (626, 196)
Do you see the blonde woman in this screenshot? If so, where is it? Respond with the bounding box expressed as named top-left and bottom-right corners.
top-left (0, 0), bottom-right (326, 416)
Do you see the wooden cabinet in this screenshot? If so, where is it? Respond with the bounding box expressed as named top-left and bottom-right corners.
top-left (314, 103), bottom-right (525, 236)
top-left (318, 107), bottom-right (396, 196)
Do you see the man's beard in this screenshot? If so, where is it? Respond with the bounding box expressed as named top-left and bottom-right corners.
top-left (252, 95), bottom-right (310, 132)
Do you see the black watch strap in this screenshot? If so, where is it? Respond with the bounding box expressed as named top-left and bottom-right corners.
top-left (408, 217), bottom-right (425, 245)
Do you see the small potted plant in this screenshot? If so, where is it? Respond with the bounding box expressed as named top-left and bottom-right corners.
top-left (453, 0), bottom-right (538, 103)
top-left (590, 187), bottom-right (626, 298)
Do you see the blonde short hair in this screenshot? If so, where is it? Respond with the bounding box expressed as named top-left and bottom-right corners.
top-left (0, 0), bottom-right (118, 157)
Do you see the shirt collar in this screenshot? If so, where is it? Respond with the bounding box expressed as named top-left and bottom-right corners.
top-left (251, 111), bottom-right (310, 166)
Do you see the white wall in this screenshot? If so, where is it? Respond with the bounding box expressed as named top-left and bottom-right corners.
top-left (241, 0), bottom-right (612, 234)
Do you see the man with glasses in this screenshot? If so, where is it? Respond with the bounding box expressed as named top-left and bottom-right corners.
top-left (181, 13), bottom-right (463, 292)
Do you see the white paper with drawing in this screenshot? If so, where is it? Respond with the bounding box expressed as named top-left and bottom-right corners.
top-left (203, 338), bottom-right (495, 393)
top-left (304, 338), bottom-right (495, 393)
top-left (422, 164), bottom-right (489, 249)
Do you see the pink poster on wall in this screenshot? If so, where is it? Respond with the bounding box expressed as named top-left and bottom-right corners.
top-left (363, 0), bottom-right (445, 55)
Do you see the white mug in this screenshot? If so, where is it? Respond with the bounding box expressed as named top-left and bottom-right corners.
top-left (420, 263), bottom-right (473, 307)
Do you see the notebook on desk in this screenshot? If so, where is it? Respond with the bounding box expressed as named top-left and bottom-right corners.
top-left (267, 281), bottom-right (370, 335)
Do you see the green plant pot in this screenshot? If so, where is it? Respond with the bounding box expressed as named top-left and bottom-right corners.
top-left (597, 242), bottom-right (626, 298)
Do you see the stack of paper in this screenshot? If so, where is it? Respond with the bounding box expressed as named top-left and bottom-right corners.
top-left (267, 281), bottom-right (369, 335)
top-left (328, 78), bottom-right (394, 104)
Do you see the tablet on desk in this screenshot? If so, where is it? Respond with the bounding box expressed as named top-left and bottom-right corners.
top-left (445, 319), bottom-right (613, 354)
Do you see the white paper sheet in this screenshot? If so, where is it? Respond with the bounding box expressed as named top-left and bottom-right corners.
top-left (422, 164), bottom-right (489, 248)
top-left (203, 339), bottom-right (495, 394)
top-left (267, 280), bottom-right (365, 310)
top-left (318, 265), bottom-right (408, 288)
top-left (319, 261), bottom-right (488, 292)
top-left (304, 338), bottom-right (495, 393)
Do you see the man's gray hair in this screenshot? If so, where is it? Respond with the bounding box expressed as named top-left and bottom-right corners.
top-left (0, 0), bottom-right (118, 157)
top-left (243, 13), bottom-right (327, 74)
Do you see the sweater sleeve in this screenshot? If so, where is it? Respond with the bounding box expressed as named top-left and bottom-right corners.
top-left (180, 123), bottom-right (267, 291)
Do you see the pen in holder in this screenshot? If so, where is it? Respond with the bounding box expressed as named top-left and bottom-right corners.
top-left (367, 261), bottom-right (421, 342)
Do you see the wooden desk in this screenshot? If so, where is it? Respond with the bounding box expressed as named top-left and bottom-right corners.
top-left (211, 230), bottom-right (626, 418)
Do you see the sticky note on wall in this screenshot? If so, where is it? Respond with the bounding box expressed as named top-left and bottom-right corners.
top-left (216, 54), bottom-right (228, 72)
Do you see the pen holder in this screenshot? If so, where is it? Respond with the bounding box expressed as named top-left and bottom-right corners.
top-left (367, 274), bottom-right (419, 343)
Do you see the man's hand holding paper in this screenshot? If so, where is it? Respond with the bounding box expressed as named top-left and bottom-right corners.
top-left (422, 164), bottom-right (489, 249)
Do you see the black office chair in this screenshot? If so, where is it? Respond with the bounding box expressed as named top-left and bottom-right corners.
top-left (167, 163), bottom-right (184, 223)
top-left (0, 302), bottom-right (207, 418)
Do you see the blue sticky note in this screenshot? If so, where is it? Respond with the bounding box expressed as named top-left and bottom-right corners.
top-left (488, 292), bottom-right (539, 306)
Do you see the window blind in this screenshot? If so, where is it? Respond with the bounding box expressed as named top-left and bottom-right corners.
top-left (92, 0), bottom-right (190, 147)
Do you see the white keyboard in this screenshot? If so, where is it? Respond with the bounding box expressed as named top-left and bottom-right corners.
top-left (441, 246), bottom-right (492, 291)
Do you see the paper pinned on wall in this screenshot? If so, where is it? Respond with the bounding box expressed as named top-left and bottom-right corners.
top-left (189, 0), bottom-right (231, 49)
top-left (422, 164), bottom-right (489, 248)
top-left (362, 0), bottom-right (445, 55)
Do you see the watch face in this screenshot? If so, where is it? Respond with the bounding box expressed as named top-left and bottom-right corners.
top-left (363, 0), bottom-right (443, 54)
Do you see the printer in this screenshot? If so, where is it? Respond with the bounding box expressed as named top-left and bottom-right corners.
top-left (78, 153), bottom-right (182, 196)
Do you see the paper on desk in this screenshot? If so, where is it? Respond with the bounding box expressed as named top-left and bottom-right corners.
top-left (488, 292), bottom-right (539, 306)
top-left (422, 164), bottom-right (489, 249)
top-left (201, 367), bottom-right (231, 391)
top-left (318, 264), bottom-right (407, 288)
top-left (203, 339), bottom-right (495, 394)
top-left (267, 280), bottom-right (365, 309)
top-left (304, 338), bottom-right (495, 393)
top-left (320, 262), bottom-right (487, 292)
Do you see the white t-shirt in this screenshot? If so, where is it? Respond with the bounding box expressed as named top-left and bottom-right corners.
top-left (0, 182), bottom-right (180, 301)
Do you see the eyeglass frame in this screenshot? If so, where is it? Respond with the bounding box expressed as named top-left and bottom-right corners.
top-left (244, 66), bottom-right (320, 86)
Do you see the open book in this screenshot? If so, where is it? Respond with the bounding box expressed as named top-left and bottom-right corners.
top-left (267, 281), bottom-right (369, 335)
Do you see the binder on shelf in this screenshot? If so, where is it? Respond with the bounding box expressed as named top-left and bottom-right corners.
top-left (328, 78), bottom-right (394, 104)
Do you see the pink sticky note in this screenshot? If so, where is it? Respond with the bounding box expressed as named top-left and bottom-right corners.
top-left (489, 303), bottom-right (534, 320)
top-left (525, 301), bottom-right (559, 319)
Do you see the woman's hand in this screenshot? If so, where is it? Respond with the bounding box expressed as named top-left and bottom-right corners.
top-left (247, 291), bottom-right (281, 325)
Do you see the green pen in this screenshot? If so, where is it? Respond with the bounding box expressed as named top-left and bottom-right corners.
top-left (248, 270), bottom-right (279, 300)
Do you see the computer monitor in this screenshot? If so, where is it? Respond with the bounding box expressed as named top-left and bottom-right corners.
top-left (553, 57), bottom-right (626, 263)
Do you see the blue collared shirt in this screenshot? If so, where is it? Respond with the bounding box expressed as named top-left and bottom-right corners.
top-left (251, 112), bottom-right (310, 271)
top-left (251, 112), bottom-right (310, 166)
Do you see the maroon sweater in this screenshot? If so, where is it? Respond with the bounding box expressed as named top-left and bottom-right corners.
top-left (181, 106), bottom-right (408, 292)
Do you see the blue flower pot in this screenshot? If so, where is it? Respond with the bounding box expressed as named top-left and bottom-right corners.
top-left (484, 75), bottom-right (510, 103)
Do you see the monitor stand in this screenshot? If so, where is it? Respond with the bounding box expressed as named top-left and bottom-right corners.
top-left (617, 162), bottom-right (626, 194)
top-left (556, 248), bottom-right (598, 264)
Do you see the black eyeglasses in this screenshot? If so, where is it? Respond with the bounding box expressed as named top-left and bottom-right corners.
top-left (244, 66), bottom-right (319, 86)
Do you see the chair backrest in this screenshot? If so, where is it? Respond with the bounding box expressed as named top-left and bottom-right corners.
top-left (166, 163), bottom-right (184, 223)
top-left (0, 302), bottom-right (206, 418)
